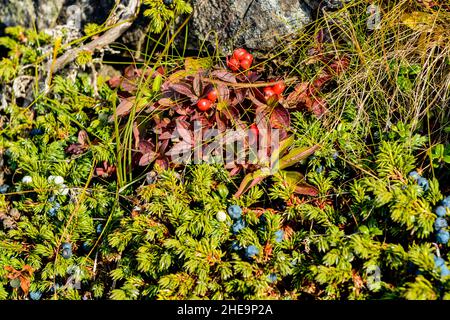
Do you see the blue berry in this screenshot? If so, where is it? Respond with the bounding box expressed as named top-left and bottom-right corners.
top-left (62, 242), bottom-right (72, 251)
top-left (275, 230), bottom-right (284, 243)
top-left (437, 230), bottom-right (450, 244)
top-left (417, 177), bottom-right (429, 191)
top-left (443, 196), bottom-right (450, 208)
top-left (436, 206), bottom-right (447, 217)
top-left (231, 241), bottom-right (242, 251)
top-left (434, 218), bottom-right (448, 231)
top-left (315, 165), bottom-right (324, 173)
top-left (245, 245), bottom-right (259, 258)
top-left (408, 171), bottom-right (420, 180)
top-left (231, 219), bottom-right (246, 234)
top-left (227, 205), bottom-right (242, 220)
top-left (96, 224), bottom-right (103, 234)
top-left (82, 242), bottom-right (91, 252)
top-left (48, 202), bottom-right (61, 217)
top-left (434, 255), bottom-right (445, 268)
top-left (441, 265), bottom-right (450, 278)
top-left (29, 291), bottom-right (42, 300)
top-left (259, 215), bottom-right (267, 225)
top-left (267, 273), bottom-right (277, 283)
top-left (332, 151), bottom-right (339, 160)
top-left (50, 284), bottom-right (63, 293)
top-left (48, 196), bottom-right (56, 203)
top-left (0, 184), bottom-right (9, 194)
top-left (62, 248), bottom-right (72, 259)
top-left (30, 128), bottom-right (44, 137)
top-left (48, 207), bottom-right (57, 217)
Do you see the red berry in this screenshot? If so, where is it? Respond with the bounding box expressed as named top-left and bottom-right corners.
top-left (233, 48), bottom-right (248, 60)
top-left (263, 87), bottom-right (276, 97)
top-left (227, 58), bottom-right (240, 71)
top-left (272, 81), bottom-right (286, 94)
top-left (250, 123), bottom-right (259, 136)
top-left (240, 58), bottom-right (252, 70)
top-left (207, 89), bottom-right (218, 102)
top-left (242, 53), bottom-right (253, 63)
top-left (197, 98), bottom-right (212, 111)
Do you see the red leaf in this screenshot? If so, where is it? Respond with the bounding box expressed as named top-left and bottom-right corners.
top-left (108, 76), bottom-right (122, 88)
top-left (175, 120), bottom-right (193, 144)
top-left (169, 83), bottom-right (197, 99)
top-left (211, 70), bottom-right (237, 83)
top-left (193, 73), bottom-right (202, 96)
top-left (159, 131), bottom-right (174, 140)
top-left (139, 140), bottom-right (155, 154)
top-left (234, 169), bottom-right (270, 198)
top-left (133, 122), bottom-right (140, 149)
top-left (233, 88), bottom-right (246, 105)
top-left (217, 83), bottom-right (230, 102)
top-left (245, 71), bottom-right (262, 83)
top-left (229, 166), bottom-right (241, 176)
top-left (158, 98), bottom-right (176, 107)
top-left (270, 106), bottom-right (290, 129)
top-left (124, 65), bottom-right (141, 79)
top-left (77, 130), bottom-right (88, 146)
top-left (248, 91), bottom-right (269, 110)
top-left (139, 151), bottom-right (158, 166)
top-left (121, 79), bottom-right (137, 93)
top-left (294, 184), bottom-right (319, 196)
top-left (116, 97), bottom-right (135, 117)
top-left (310, 98), bottom-right (328, 117)
top-left (155, 158), bottom-right (169, 170)
top-left (159, 139), bottom-right (169, 154)
top-left (166, 140), bottom-right (192, 157)
top-left (156, 66), bottom-right (165, 76)
top-left (329, 57), bottom-right (350, 75)
top-left (312, 74), bottom-right (333, 90)
top-left (215, 112), bottom-right (227, 132)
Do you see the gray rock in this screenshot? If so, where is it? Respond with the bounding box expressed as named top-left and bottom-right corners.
top-left (188, 0), bottom-right (320, 51)
top-left (0, 0), bottom-right (113, 31)
top-left (0, 0), bottom-right (325, 52)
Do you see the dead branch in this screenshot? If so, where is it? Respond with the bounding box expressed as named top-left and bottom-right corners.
top-left (46, 0), bottom-right (140, 79)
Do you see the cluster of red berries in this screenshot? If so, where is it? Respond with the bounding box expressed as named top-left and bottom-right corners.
top-left (197, 88), bottom-right (219, 112)
top-left (227, 48), bottom-right (254, 71)
top-left (263, 81), bottom-right (286, 101)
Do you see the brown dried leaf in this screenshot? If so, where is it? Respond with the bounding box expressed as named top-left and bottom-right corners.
top-left (20, 276), bottom-right (31, 295)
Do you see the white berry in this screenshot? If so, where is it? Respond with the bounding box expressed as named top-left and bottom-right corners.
top-left (56, 184), bottom-right (69, 196)
top-left (53, 176), bottom-right (65, 185)
top-left (216, 210), bottom-right (227, 222)
top-left (22, 176), bottom-right (33, 184)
